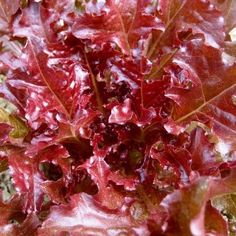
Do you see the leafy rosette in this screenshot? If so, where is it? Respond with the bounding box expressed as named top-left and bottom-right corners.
top-left (0, 0), bottom-right (236, 235)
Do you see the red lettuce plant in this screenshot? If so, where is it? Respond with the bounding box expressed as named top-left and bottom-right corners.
top-left (0, 0), bottom-right (236, 235)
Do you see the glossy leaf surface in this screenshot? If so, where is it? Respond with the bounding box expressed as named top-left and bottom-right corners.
top-left (0, 0), bottom-right (236, 235)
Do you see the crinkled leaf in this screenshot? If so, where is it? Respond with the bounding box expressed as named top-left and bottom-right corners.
top-left (38, 193), bottom-right (149, 236)
top-left (147, 0), bottom-right (224, 59)
top-left (72, 0), bottom-right (164, 54)
top-left (161, 168), bottom-right (236, 235)
top-left (0, 0), bottom-right (236, 235)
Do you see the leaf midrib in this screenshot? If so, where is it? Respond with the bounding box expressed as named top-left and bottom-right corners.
top-left (29, 40), bottom-right (71, 119)
top-left (176, 83), bottom-right (236, 123)
top-left (0, 1), bottom-right (9, 22)
top-left (147, 0), bottom-right (187, 59)
top-left (112, 1), bottom-right (132, 54)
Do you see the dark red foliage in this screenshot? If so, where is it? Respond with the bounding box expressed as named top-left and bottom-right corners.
top-left (0, 0), bottom-right (236, 235)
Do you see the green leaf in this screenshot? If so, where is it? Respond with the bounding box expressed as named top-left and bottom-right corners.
top-left (212, 194), bottom-right (236, 235)
top-left (0, 107), bottom-right (29, 139)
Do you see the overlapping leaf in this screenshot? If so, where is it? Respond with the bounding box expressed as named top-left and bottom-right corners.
top-left (161, 168), bottom-right (236, 235)
top-left (72, 0), bottom-right (164, 54)
top-left (0, 0), bottom-right (235, 235)
top-left (38, 193), bottom-right (149, 236)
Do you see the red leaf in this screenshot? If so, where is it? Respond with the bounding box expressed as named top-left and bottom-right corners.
top-left (8, 150), bottom-right (45, 211)
top-left (205, 203), bottom-right (228, 236)
top-left (0, 0), bottom-right (20, 27)
top-left (72, 0), bottom-right (164, 54)
top-left (0, 194), bottom-right (24, 225)
top-left (161, 168), bottom-right (236, 235)
top-left (0, 0), bottom-right (235, 234)
top-left (168, 41), bottom-right (236, 162)
top-left (147, 0), bottom-right (224, 59)
top-left (38, 193), bottom-right (149, 236)
top-left (109, 98), bottom-right (134, 124)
